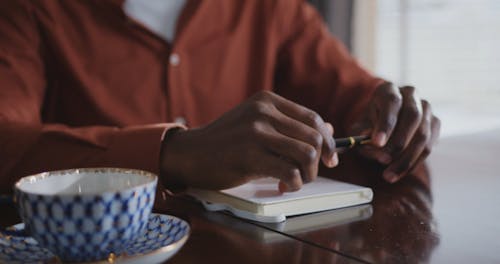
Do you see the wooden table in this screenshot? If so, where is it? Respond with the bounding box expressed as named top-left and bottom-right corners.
top-left (2, 129), bottom-right (499, 263)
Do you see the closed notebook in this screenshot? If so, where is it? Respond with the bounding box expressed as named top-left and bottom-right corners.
top-left (187, 177), bottom-right (373, 223)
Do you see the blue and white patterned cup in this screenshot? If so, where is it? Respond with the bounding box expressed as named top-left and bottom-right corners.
top-left (13, 168), bottom-right (157, 262)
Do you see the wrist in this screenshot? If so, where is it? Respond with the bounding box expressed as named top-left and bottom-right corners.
top-left (159, 127), bottom-right (189, 193)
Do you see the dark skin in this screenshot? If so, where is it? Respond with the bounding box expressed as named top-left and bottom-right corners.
top-left (161, 91), bottom-right (338, 193)
top-left (350, 82), bottom-right (441, 183)
top-left (161, 83), bottom-right (440, 192)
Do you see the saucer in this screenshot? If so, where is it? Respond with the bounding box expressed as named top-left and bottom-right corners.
top-left (0, 213), bottom-right (190, 263)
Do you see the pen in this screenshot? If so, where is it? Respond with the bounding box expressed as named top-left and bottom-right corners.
top-left (334, 135), bottom-right (371, 149)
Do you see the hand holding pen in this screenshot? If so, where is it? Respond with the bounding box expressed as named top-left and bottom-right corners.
top-left (348, 83), bottom-right (441, 183)
top-left (334, 135), bottom-right (371, 149)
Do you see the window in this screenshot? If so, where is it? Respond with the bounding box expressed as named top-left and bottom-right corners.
top-left (375, 0), bottom-right (500, 136)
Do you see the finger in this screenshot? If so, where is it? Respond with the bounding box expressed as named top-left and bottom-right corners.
top-left (251, 152), bottom-right (303, 192)
top-left (278, 178), bottom-right (304, 193)
top-left (326, 123), bottom-right (339, 166)
top-left (383, 86), bottom-right (423, 157)
top-left (325, 122), bottom-right (334, 136)
top-left (357, 144), bottom-right (393, 165)
top-left (383, 99), bottom-right (431, 182)
top-left (370, 83), bottom-right (402, 147)
top-left (266, 110), bottom-right (338, 168)
top-left (263, 92), bottom-right (336, 166)
top-left (257, 128), bottom-right (319, 184)
top-left (350, 121), bottom-right (372, 137)
top-left (430, 115), bottom-right (441, 145)
top-left (404, 147), bottom-right (430, 178)
top-left (349, 105), bottom-right (372, 136)
top-left (405, 114), bottom-right (441, 175)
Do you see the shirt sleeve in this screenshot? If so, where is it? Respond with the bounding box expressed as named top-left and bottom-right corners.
top-left (273, 0), bottom-right (385, 136)
top-left (0, 2), bottom-right (181, 193)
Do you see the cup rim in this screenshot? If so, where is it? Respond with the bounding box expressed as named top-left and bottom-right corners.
top-left (14, 167), bottom-right (158, 196)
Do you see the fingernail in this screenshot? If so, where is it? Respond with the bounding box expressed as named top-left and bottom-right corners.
top-left (383, 171), bottom-right (399, 183)
top-left (377, 153), bottom-right (392, 164)
top-left (331, 153), bottom-right (339, 167)
top-left (325, 153), bottom-right (338, 168)
top-left (326, 123), bottom-right (334, 135)
top-left (278, 181), bottom-right (289, 193)
top-left (374, 132), bottom-right (388, 147)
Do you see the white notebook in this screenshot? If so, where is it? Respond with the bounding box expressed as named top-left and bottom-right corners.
top-left (187, 177), bottom-right (373, 223)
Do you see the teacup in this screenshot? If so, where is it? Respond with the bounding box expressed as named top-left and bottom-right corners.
top-left (13, 168), bottom-right (157, 262)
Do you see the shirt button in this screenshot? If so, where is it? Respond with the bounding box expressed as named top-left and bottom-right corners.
top-left (174, 116), bottom-right (186, 125)
top-left (169, 53), bottom-right (180, 66)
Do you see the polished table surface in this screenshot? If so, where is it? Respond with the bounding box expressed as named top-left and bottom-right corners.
top-left (251, 128), bottom-right (500, 263)
top-left (1, 129), bottom-right (499, 263)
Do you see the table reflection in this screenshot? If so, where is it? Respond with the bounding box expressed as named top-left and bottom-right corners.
top-left (156, 194), bottom-right (353, 263)
top-left (340, 164), bottom-right (439, 263)
top-left (256, 153), bottom-right (440, 263)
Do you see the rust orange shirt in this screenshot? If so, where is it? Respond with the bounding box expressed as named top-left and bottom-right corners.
top-left (0, 0), bottom-right (383, 192)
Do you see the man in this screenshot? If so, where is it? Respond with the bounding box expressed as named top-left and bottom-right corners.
top-left (0, 0), bottom-right (439, 194)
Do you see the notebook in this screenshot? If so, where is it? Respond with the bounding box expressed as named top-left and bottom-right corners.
top-left (187, 177), bottom-right (373, 223)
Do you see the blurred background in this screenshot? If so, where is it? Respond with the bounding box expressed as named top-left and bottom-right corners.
top-left (309, 0), bottom-right (500, 138)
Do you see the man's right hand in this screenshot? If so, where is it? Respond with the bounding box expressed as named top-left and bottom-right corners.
top-left (160, 91), bottom-right (337, 192)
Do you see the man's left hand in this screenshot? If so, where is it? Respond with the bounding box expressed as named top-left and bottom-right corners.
top-left (349, 82), bottom-right (441, 183)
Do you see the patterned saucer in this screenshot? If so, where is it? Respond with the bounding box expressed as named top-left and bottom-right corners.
top-left (0, 214), bottom-right (190, 264)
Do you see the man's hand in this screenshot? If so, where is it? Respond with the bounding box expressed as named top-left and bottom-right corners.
top-left (350, 82), bottom-right (441, 183)
top-left (161, 91), bottom-right (338, 192)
